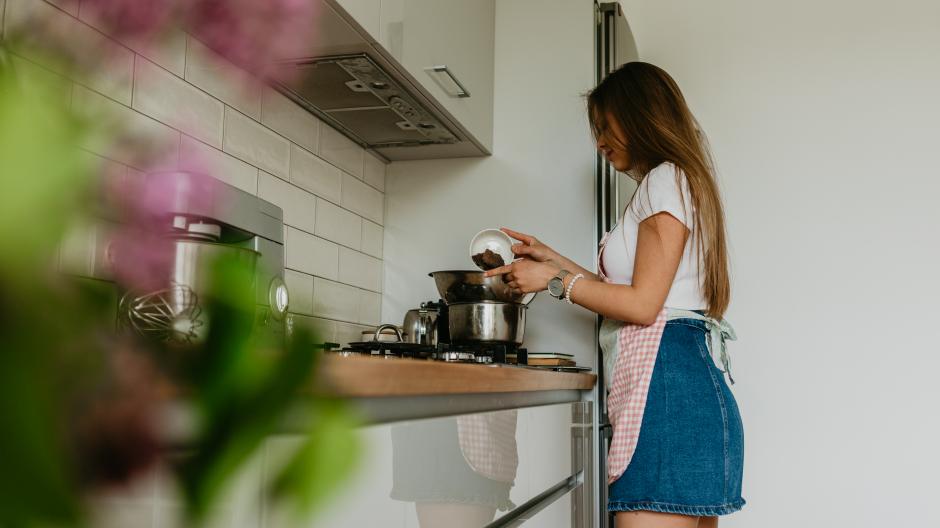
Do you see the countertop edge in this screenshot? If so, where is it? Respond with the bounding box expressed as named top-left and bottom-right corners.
top-left (312, 355), bottom-right (597, 398)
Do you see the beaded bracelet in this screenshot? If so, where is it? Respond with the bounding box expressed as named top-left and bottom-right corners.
top-left (564, 273), bottom-right (584, 304)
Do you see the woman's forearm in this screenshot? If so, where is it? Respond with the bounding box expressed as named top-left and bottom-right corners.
top-left (565, 276), bottom-right (662, 326)
top-left (552, 255), bottom-right (599, 281)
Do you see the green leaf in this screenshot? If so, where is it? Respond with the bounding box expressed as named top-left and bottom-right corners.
top-left (0, 54), bottom-right (92, 282)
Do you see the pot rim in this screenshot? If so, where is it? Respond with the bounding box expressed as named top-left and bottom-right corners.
top-left (428, 270), bottom-right (490, 276)
top-left (447, 300), bottom-right (527, 307)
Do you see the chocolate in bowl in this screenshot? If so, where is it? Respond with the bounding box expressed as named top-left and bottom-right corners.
top-left (471, 248), bottom-right (506, 271)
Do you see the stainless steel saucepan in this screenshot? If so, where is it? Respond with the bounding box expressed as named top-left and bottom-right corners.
top-left (447, 301), bottom-right (526, 345)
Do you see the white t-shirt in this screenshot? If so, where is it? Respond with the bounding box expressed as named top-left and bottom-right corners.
top-left (600, 162), bottom-right (707, 310)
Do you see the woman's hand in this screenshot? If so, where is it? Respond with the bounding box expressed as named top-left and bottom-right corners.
top-left (501, 228), bottom-right (559, 264)
top-left (484, 259), bottom-right (561, 294)
top-left (499, 227), bottom-right (601, 284)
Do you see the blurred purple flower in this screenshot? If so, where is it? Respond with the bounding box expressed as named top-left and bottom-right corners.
top-left (186, 0), bottom-right (319, 81)
top-left (108, 227), bottom-right (174, 293)
top-left (79, 0), bottom-right (177, 42)
top-left (80, 0), bottom-right (319, 84)
top-left (107, 159), bottom-right (220, 293)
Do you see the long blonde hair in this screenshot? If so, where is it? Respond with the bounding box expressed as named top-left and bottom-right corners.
top-left (588, 62), bottom-right (730, 318)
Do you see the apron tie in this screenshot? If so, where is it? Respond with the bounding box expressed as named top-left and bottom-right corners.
top-left (667, 309), bottom-right (738, 385)
top-left (710, 318), bottom-right (738, 385)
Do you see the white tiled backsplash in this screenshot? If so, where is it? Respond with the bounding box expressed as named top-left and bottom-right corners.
top-left (8, 0), bottom-right (388, 346)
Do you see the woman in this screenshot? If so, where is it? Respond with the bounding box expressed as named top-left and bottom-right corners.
top-left (485, 62), bottom-right (744, 527)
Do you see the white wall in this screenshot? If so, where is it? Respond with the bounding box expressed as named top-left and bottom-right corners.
top-left (618, 1), bottom-right (940, 526)
top-left (383, 0), bottom-right (598, 366)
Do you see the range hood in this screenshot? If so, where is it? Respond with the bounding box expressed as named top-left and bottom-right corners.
top-left (267, 0), bottom-right (488, 160)
top-left (274, 54), bottom-right (459, 149)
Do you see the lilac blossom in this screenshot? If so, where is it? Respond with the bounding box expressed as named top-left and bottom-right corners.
top-left (107, 161), bottom-right (220, 293)
top-left (78, 0), bottom-right (177, 42)
top-left (186, 0), bottom-right (319, 80)
top-left (80, 0), bottom-right (320, 82)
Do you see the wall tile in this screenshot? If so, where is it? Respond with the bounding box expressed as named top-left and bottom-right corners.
top-left (289, 145), bottom-right (341, 203)
top-left (315, 199), bottom-right (362, 249)
top-left (81, 48), bottom-right (134, 106)
top-left (45, 0), bottom-right (78, 16)
top-left (290, 316), bottom-right (373, 346)
top-left (319, 125), bottom-right (363, 178)
top-left (332, 320), bottom-right (372, 346)
top-left (258, 171), bottom-right (316, 233)
top-left (10, 55), bottom-right (72, 105)
top-left (134, 56), bottom-right (224, 147)
top-left (140, 30), bottom-right (187, 78)
top-left (58, 217), bottom-right (96, 278)
top-left (338, 247), bottom-right (382, 293)
top-left (341, 172), bottom-right (384, 224)
top-left (358, 290), bottom-right (382, 325)
top-left (6, 0), bottom-right (133, 104)
top-left (261, 87), bottom-right (320, 153)
top-left (71, 85), bottom-right (180, 170)
top-left (60, 154), bottom-right (120, 280)
top-left (185, 36), bottom-right (261, 120)
top-left (289, 314), bottom-right (334, 344)
top-left (179, 135), bottom-right (257, 195)
top-left (285, 227), bottom-right (338, 280)
top-left (284, 270), bottom-right (314, 316)
top-left (312, 278), bottom-right (360, 323)
top-left (78, 5), bottom-right (186, 76)
top-left (361, 220), bottom-right (383, 259)
top-left (363, 152), bottom-right (386, 191)
top-left (223, 106), bottom-right (290, 179)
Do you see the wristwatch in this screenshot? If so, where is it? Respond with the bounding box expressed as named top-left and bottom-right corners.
top-left (547, 270), bottom-right (571, 299)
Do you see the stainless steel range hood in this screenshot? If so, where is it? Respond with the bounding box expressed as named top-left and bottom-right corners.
top-left (274, 54), bottom-right (458, 148)
top-left (268, 0), bottom-right (488, 160)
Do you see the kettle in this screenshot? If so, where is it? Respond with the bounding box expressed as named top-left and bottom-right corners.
top-left (402, 301), bottom-right (443, 345)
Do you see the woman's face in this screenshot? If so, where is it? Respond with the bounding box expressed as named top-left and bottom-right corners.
top-left (595, 113), bottom-right (631, 171)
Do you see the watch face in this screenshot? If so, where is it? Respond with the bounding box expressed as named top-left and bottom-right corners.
top-left (548, 278), bottom-right (564, 297)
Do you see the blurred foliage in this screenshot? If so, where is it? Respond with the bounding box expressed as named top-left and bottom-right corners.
top-left (0, 39), bottom-right (360, 527)
top-left (0, 45), bottom-right (94, 527)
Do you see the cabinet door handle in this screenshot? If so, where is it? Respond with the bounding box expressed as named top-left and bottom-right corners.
top-left (424, 65), bottom-right (471, 98)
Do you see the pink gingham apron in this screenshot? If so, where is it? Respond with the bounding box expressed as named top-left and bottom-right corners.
top-left (597, 228), bottom-right (668, 485)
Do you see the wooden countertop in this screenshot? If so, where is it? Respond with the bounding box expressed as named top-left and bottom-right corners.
top-left (314, 355), bottom-right (597, 398)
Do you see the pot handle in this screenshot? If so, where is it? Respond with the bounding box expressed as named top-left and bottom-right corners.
top-left (521, 291), bottom-right (537, 305)
top-left (374, 324), bottom-right (404, 343)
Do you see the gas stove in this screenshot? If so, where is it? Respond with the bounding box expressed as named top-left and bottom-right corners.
top-left (329, 341), bottom-right (528, 365)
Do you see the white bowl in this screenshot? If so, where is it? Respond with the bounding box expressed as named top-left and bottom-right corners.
top-left (469, 228), bottom-right (514, 270)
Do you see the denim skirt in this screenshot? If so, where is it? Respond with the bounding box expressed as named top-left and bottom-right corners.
top-left (608, 317), bottom-right (746, 516)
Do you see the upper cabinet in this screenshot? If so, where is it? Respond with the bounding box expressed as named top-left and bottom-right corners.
top-left (377, 0), bottom-right (495, 152)
top-left (329, 0), bottom-right (495, 157)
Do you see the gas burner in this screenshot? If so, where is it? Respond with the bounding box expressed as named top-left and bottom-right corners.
top-left (434, 351), bottom-right (493, 364)
top-left (444, 343), bottom-right (527, 365)
top-left (336, 349), bottom-right (401, 359)
top-left (325, 340), bottom-right (527, 365)
top-left (342, 341), bottom-right (437, 359)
